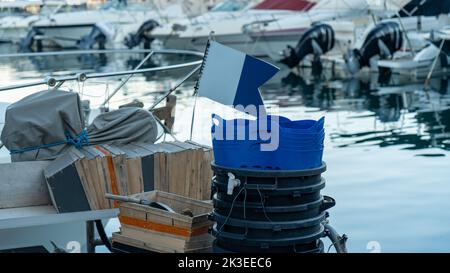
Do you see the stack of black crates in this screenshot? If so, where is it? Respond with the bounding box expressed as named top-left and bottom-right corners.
top-left (209, 162), bottom-right (335, 253)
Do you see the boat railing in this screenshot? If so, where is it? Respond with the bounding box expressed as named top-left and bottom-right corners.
top-left (0, 48), bottom-right (205, 150)
top-left (0, 48), bottom-right (203, 92)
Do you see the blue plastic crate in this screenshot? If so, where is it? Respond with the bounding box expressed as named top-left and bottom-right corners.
top-left (212, 114), bottom-right (325, 170)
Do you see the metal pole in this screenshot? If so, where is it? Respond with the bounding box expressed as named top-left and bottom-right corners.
top-left (425, 39), bottom-right (445, 89)
top-left (101, 51), bottom-right (155, 106)
top-left (189, 92), bottom-right (199, 141)
top-left (86, 220), bottom-right (95, 253)
top-left (0, 60), bottom-right (202, 92)
top-left (396, 13), bottom-right (415, 57)
top-left (0, 49), bottom-right (204, 59)
top-left (148, 65), bottom-right (201, 110)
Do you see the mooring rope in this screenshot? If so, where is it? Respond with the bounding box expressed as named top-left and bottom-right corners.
top-left (9, 129), bottom-right (90, 155)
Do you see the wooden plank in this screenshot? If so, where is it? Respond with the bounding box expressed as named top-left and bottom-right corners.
top-left (154, 152), bottom-right (167, 192)
top-left (93, 148), bottom-right (112, 208)
top-left (82, 147), bottom-right (106, 210)
top-left (169, 141), bottom-right (213, 200)
top-left (170, 142), bottom-right (194, 199)
top-left (115, 227), bottom-right (213, 253)
top-left (93, 148), bottom-right (111, 209)
top-left (170, 148), bottom-right (186, 197)
top-left (193, 149), bottom-right (203, 200)
top-left (119, 215), bottom-right (204, 235)
top-left (119, 203), bottom-right (147, 220)
top-left (202, 149), bottom-right (213, 200)
top-left (118, 191), bottom-right (212, 229)
top-left (120, 145), bottom-right (143, 195)
top-left (150, 94), bottom-right (177, 131)
top-left (129, 144), bottom-right (155, 192)
top-left (94, 145), bottom-right (120, 208)
top-left (127, 145), bottom-right (144, 194)
top-left (112, 232), bottom-right (177, 253)
top-left (114, 189), bottom-right (215, 253)
top-left (127, 143), bottom-right (160, 193)
top-left (120, 225), bottom-right (191, 251)
top-left (188, 142), bottom-right (213, 200)
top-left (155, 191), bottom-right (212, 213)
top-left (78, 148), bottom-right (99, 210)
top-left (185, 234), bottom-right (215, 250)
top-left (158, 143), bottom-right (185, 197)
top-left (103, 145), bottom-right (129, 197)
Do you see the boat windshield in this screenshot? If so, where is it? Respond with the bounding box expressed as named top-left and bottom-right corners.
top-left (312, 0), bottom-right (368, 11)
top-left (210, 0), bottom-right (249, 12)
top-left (38, 2), bottom-right (87, 16)
top-left (99, 0), bottom-right (126, 11)
top-left (99, 1), bottom-right (153, 11)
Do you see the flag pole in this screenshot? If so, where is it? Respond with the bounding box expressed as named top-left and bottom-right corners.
top-left (189, 91), bottom-right (199, 141)
top-left (189, 32), bottom-right (215, 141)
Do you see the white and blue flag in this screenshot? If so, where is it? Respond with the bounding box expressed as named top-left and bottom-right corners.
top-left (195, 41), bottom-right (279, 113)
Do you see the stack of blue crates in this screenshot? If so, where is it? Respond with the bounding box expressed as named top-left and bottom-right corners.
top-left (212, 114), bottom-right (325, 170)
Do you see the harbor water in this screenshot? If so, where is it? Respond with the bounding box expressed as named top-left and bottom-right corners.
top-left (0, 44), bottom-right (449, 253)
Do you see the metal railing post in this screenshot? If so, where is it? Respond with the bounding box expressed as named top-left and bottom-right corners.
top-left (101, 51), bottom-right (155, 107)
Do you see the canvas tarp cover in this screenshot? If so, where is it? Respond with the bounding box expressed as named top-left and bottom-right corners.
top-left (1, 89), bottom-right (158, 162)
top-left (87, 106), bottom-right (158, 145)
top-left (1, 90), bottom-right (85, 162)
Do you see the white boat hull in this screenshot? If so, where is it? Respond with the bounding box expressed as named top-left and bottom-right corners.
top-left (0, 27), bottom-right (28, 43)
top-left (248, 29), bottom-right (307, 60)
top-left (35, 25), bottom-right (93, 48)
top-left (153, 35), bottom-right (196, 51)
top-left (156, 33), bottom-right (268, 57)
top-left (191, 33), bottom-right (267, 57)
top-left (248, 25), bottom-right (358, 62)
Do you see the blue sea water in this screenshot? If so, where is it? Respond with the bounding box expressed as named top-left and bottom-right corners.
top-left (0, 44), bottom-right (449, 252)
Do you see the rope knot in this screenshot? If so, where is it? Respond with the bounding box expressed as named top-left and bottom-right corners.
top-left (65, 128), bottom-right (90, 149)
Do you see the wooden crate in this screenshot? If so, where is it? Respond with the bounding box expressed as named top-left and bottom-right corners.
top-left (44, 141), bottom-right (214, 213)
top-left (112, 232), bottom-right (212, 253)
top-left (115, 190), bottom-right (214, 253)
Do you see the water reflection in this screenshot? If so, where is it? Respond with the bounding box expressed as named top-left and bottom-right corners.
top-left (264, 70), bottom-right (450, 155)
top-left (1, 44), bottom-right (449, 161)
top-left (1, 44), bottom-right (450, 251)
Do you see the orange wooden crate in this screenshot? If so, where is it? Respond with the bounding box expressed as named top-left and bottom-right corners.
top-left (115, 190), bottom-right (214, 253)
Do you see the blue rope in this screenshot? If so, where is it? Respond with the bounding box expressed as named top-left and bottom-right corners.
top-left (10, 128), bottom-right (90, 155)
top-left (65, 129), bottom-right (90, 149)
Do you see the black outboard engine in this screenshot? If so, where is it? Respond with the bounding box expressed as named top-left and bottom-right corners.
top-left (124, 19), bottom-right (159, 49)
top-left (399, 0), bottom-right (450, 17)
top-left (345, 22), bottom-right (403, 75)
top-left (19, 27), bottom-right (43, 52)
top-left (280, 23), bottom-right (335, 69)
top-left (77, 24), bottom-right (110, 50)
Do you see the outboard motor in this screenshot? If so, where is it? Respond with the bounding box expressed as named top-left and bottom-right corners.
top-left (77, 22), bottom-right (116, 50)
top-left (124, 19), bottom-right (159, 49)
top-left (345, 22), bottom-right (403, 75)
top-left (430, 30), bottom-right (450, 66)
top-left (280, 23), bottom-right (335, 69)
top-left (19, 27), bottom-right (43, 52)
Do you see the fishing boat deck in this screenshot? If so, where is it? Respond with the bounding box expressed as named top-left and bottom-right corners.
top-left (0, 205), bottom-right (117, 230)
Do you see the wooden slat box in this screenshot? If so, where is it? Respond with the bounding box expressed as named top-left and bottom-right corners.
top-left (115, 191), bottom-right (214, 253)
